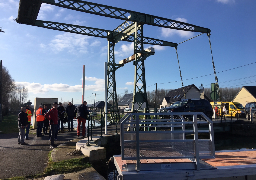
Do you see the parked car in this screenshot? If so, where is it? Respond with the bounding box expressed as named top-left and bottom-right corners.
top-left (244, 102), bottom-right (256, 120)
top-left (159, 99), bottom-right (213, 120)
top-left (124, 108), bottom-right (132, 112)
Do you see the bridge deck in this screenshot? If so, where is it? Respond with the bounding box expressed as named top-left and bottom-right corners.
top-left (114, 149), bottom-right (256, 179)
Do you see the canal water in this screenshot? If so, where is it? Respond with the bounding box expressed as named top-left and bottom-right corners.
top-left (214, 133), bottom-right (256, 151)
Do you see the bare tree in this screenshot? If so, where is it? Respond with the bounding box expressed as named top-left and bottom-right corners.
top-left (204, 87), bottom-right (240, 102)
top-left (16, 85), bottom-right (28, 104)
top-left (2, 66), bottom-right (15, 115)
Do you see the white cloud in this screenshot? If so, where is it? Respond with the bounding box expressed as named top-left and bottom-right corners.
top-left (161, 17), bottom-right (194, 38)
top-left (91, 40), bottom-right (101, 47)
top-left (64, 14), bottom-right (74, 21)
top-left (38, 3), bottom-right (54, 19)
top-left (40, 3), bottom-right (54, 12)
top-left (55, 9), bottom-right (65, 18)
top-left (153, 45), bottom-right (165, 51)
top-left (45, 33), bottom-right (90, 54)
top-left (126, 82), bottom-right (133, 86)
top-left (217, 0), bottom-right (235, 4)
top-left (15, 77), bottom-right (105, 94)
top-left (0, 0), bottom-right (17, 9)
top-left (8, 16), bottom-right (15, 22)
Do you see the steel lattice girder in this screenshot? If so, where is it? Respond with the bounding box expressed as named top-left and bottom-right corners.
top-left (42, 0), bottom-right (210, 33)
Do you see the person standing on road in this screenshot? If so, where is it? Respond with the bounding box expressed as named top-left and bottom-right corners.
top-left (36, 105), bottom-right (45, 137)
top-left (18, 107), bottom-right (28, 145)
top-left (25, 105), bottom-right (32, 140)
top-left (57, 102), bottom-right (65, 133)
top-left (66, 102), bottom-right (76, 132)
top-left (76, 101), bottom-right (89, 138)
top-left (44, 102), bottom-right (59, 148)
top-left (42, 105), bottom-right (49, 135)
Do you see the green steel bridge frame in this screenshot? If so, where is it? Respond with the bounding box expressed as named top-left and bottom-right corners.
top-left (16, 0), bottom-right (211, 116)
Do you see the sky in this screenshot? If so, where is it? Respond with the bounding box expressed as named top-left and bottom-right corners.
top-left (0, 0), bottom-right (256, 105)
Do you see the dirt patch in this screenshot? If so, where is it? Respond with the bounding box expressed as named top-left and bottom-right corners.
top-left (51, 139), bottom-right (86, 162)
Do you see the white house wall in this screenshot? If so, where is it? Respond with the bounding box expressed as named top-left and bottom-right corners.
top-left (233, 87), bottom-right (256, 107)
top-left (183, 87), bottom-right (200, 99)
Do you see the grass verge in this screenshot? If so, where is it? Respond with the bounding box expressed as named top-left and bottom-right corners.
top-left (43, 157), bottom-right (91, 176)
top-left (0, 115), bottom-right (19, 134)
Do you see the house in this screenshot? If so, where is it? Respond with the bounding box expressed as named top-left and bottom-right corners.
top-left (160, 84), bottom-right (210, 108)
top-left (233, 86), bottom-right (256, 106)
top-left (118, 93), bottom-right (146, 110)
top-left (88, 101), bottom-right (112, 111)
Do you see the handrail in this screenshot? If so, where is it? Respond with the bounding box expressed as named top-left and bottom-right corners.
top-left (120, 112), bottom-right (215, 171)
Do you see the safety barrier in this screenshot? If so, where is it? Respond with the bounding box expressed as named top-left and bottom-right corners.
top-left (120, 112), bottom-right (215, 171)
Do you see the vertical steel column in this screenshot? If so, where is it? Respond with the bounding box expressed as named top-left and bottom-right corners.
top-left (132, 22), bottom-right (148, 112)
top-left (135, 114), bottom-right (140, 171)
top-left (107, 37), bottom-right (118, 119)
top-left (104, 62), bottom-right (108, 135)
top-left (193, 114), bottom-right (200, 170)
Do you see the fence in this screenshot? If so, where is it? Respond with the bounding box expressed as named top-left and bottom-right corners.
top-left (120, 112), bottom-right (215, 171)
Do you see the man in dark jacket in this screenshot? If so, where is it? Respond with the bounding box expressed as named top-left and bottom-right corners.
top-left (57, 102), bottom-right (65, 132)
top-left (18, 107), bottom-right (28, 145)
top-left (45, 102), bottom-right (59, 148)
top-left (76, 101), bottom-right (89, 138)
top-left (66, 102), bottom-right (76, 132)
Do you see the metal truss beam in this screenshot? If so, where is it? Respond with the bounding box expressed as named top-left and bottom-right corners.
top-left (42, 0), bottom-right (210, 33)
top-left (18, 20), bottom-right (177, 47)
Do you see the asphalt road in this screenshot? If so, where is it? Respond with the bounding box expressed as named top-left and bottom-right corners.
top-left (0, 130), bottom-right (77, 179)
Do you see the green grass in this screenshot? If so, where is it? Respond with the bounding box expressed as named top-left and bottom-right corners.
top-left (0, 115), bottom-right (19, 134)
top-left (8, 154), bottom-right (91, 179)
top-left (43, 158), bottom-right (91, 176)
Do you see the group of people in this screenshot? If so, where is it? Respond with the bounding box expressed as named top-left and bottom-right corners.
top-left (18, 101), bottom-right (89, 148)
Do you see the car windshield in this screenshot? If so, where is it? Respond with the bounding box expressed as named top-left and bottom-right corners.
top-left (234, 103), bottom-right (244, 109)
top-left (170, 101), bottom-right (188, 108)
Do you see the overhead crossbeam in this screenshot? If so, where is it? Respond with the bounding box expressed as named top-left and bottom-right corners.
top-left (118, 47), bottom-right (155, 67)
top-left (19, 20), bottom-right (178, 47)
top-left (42, 0), bottom-right (210, 33)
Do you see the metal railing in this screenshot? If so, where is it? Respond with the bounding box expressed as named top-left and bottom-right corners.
top-left (120, 112), bottom-right (215, 171)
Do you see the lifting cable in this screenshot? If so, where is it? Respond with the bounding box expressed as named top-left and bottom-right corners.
top-left (207, 33), bottom-right (219, 85)
top-left (173, 32), bottom-right (218, 100)
top-left (175, 46), bottom-right (186, 99)
top-left (178, 33), bottom-right (204, 45)
top-left (175, 33), bottom-right (204, 99)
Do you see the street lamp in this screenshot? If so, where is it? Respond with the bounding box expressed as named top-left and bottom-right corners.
top-left (92, 93), bottom-right (96, 109)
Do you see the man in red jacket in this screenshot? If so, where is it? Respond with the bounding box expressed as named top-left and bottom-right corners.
top-left (44, 102), bottom-right (59, 148)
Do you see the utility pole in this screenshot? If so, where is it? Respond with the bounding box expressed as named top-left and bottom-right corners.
top-left (82, 65), bottom-right (85, 103)
top-left (154, 83), bottom-right (157, 112)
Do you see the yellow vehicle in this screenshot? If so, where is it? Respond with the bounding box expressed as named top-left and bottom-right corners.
top-left (210, 102), bottom-right (245, 118)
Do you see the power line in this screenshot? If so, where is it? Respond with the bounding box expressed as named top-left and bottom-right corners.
top-left (147, 61), bottom-right (256, 88)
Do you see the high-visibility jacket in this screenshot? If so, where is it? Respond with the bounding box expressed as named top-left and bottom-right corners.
top-left (26, 109), bottom-right (32, 123)
top-left (36, 108), bottom-right (45, 122)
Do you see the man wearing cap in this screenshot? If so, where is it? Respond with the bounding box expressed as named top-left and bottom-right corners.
top-left (18, 107), bottom-right (29, 145)
top-left (57, 102), bottom-right (65, 133)
top-left (44, 102), bottom-right (59, 148)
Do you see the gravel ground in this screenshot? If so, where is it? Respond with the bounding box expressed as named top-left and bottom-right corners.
top-left (0, 129), bottom-right (80, 179)
top-left (0, 124), bottom-right (120, 179)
